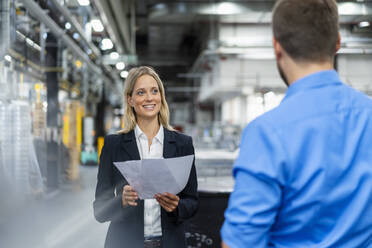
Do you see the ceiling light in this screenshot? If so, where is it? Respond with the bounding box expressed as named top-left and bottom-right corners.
top-left (110, 52), bottom-right (119, 60)
top-left (26, 37), bottom-right (35, 46)
top-left (120, 71), bottom-right (129, 78)
top-left (73, 33), bottom-right (80, 40)
top-left (116, 62), bottom-right (125, 70)
top-left (77, 0), bottom-right (90, 6)
top-left (4, 55), bottom-right (11, 62)
top-left (65, 22), bottom-right (71, 30)
top-left (358, 21), bottom-right (370, 28)
top-left (91, 19), bottom-right (104, 32)
top-left (216, 3), bottom-right (240, 15)
top-left (101, 38), bottom-right (113, 50)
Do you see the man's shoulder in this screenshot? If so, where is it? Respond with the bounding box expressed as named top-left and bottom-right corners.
top-left (249, 104), bottom-right (289, 130)
top-left (346, 85), bottom-right (372, 107)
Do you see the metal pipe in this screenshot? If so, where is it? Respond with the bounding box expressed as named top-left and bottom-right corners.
top-left (19, 0), bottom-right (106, 79)
top-left (131, 0), bottom-right (136, 54)
top-left (91, 0), bottom-right (124, 54)
top-left (48, 0), bottom-right (101, 59)
top-left (0, 0), bottom-right (10, 59)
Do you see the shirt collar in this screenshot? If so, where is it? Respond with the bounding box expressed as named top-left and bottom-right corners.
top-left (134, 124), bottom-right (164, 145)
top-left (283, 70), bottom-right (342, 102)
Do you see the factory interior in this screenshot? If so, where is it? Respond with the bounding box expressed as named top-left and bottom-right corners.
top-left (0, 0), bottom-right (371, 247)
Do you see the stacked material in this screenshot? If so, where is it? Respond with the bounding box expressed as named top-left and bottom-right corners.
top-left (0, 101), bottom-right (43, 197)
top-left (64, 101), bottom-right (82, 181)
top-left (32, 102), bottom-right (46, 139)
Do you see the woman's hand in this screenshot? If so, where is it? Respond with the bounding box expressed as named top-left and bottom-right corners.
top-left (122, 185), bottom-right (138, 206)
top-left (155, 192), bottom-right (179, 212)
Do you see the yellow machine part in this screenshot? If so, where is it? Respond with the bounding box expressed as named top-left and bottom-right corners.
top-left (76, 105), bottom-right (83, 152)
top-left (97, 136), bottom-right (104, 164)
top-left (63, 107), bottom-right (70, 147)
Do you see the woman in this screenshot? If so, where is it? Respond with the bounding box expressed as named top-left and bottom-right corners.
top-left (93, 66), bottom-right (198, 248)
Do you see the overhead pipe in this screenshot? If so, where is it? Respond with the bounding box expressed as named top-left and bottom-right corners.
top-left (19, 0), bottom-right (108, 81)
top-left (149, 2), bottom-right (372, 24)
top-left (48, 0), bottom-right (123, 100)
top-left (0, 0), bottom-right (10, 59)
top-left (48, 0), bottom-right (101, 59)
top-left (109, 0), bottom-right (133, 54)
top-left (91, 0), bottom-right (125, 54)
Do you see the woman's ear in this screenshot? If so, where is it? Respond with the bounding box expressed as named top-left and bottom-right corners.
top-left (127, 96), bottom-right (133, 107)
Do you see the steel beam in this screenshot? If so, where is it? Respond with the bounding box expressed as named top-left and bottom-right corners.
top-left (19, 0), bottom-right (104, 78)
top-left (49, 0), bottom-right (101, 59)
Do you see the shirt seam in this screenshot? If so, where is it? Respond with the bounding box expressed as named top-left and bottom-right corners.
top-left (273, 106), bottom-right (372, 130)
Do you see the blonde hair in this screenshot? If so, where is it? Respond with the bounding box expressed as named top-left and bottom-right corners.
top-left (118, 66), bottom-right (173, 134)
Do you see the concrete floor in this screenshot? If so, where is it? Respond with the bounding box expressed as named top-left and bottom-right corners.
top-left (0, 148), bottom-right (235, 248)
top-left (0, 165), bottom-right (108, 248)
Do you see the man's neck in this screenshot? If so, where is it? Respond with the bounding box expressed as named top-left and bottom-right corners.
top-left (285, 60), bottom-right (335, 86)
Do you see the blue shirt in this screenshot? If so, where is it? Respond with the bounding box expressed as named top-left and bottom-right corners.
top-left (221, 70), bottom-right (372, 248)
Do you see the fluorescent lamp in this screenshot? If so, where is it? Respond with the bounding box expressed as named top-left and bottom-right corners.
top-left (4, 55), bottom-right (11, 62)
top-left (110, 52), bottom-right (119, 60)
top-left (91, 19), bottom-right (104, 32)
top-left (216, 3), bottom-right (240, 15)
top-left (77, 0), bottom-right (90, 6)
top-left (101, 38), bottom-right (113, 50)
top-left (26, 38), bottom-right (34, 46)
top-left (358, 21), bottom-right (370, 28)
top-left (120, 71), bottom-right (129, 78)
top-left (65, 22), bottom-right (71, 30)
top-left (116, 62), bottom-right (125, 70)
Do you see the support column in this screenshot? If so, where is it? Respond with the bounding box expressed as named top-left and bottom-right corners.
top-left (95, 87), bottom-right (106, 142)
top-left (45, 33), bottom-right (59, 190)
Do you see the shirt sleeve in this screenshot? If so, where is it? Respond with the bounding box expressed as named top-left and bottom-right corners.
top-left (220, 119), bottom-right (287, 248)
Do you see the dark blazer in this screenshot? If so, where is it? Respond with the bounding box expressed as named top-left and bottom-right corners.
top-left (93, 128), bottom-right (198, 248)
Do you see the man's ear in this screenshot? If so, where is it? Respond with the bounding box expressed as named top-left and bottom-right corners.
top-left (335, 32), bottom-right (341, 53)
top-left (273, 37), bottom-right (282, 60)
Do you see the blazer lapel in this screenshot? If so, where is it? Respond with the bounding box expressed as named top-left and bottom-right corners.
top-left (163, 128), bottom-right (177, 158)
top-left (120, 130), bottom-right (141, 160)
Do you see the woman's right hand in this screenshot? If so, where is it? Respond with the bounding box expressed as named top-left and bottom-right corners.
top-left (122, 185), bottom-right (138, 206)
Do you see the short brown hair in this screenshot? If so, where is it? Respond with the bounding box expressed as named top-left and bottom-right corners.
top-left (272, 0), bottom-right (339, 62)
top-left (118, 66), bottom-right (173, 134)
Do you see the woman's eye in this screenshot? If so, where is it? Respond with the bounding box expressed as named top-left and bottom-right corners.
top-left (152, 89), bottom-right (159, 94)
top-left (137, 91), bottom-right (144, 96)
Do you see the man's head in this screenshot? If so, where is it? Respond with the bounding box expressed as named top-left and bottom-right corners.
top-left (272, 0), bottom-right (340, 85)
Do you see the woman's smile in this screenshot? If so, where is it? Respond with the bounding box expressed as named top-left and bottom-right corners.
top-left (142, 104), bottom-right (156, 110)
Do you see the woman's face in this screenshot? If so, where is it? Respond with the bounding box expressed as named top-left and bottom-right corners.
top-left (128, 74), bottom-right (162, 121)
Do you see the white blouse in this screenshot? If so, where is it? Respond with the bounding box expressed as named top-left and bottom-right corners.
top-left (134, 125), bottom-right (163, 238)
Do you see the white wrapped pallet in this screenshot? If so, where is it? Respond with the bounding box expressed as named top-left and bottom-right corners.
top-left (0, 101), bottom-right (44, 198)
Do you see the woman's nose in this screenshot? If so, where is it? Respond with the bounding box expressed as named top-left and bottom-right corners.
top-left (145, 92), bottom-right (153, 101)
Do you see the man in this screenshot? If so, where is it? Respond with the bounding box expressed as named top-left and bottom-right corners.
top-left (221, 0), bottom-right (372, 247)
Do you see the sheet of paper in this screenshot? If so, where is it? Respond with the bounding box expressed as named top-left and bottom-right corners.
top-left (114, 155), bottom-right (194, 199)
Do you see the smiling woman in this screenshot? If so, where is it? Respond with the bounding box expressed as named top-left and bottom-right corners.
top-left (120, 66), bottom-right (173, 134)
top-left (93, 66), bottom-right (199, 248)
top-left (128, 75), bottom-right (162, 123)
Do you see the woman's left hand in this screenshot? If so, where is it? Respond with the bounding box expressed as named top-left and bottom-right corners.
top-left (155, 192), bottom-right (179, 212)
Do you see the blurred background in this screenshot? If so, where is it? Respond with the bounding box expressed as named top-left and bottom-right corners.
top-left (0, 0), bottom-right (371, 247)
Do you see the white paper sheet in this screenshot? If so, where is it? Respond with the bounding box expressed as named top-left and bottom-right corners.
top-left (113, 155), bottom-right (194, 199)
